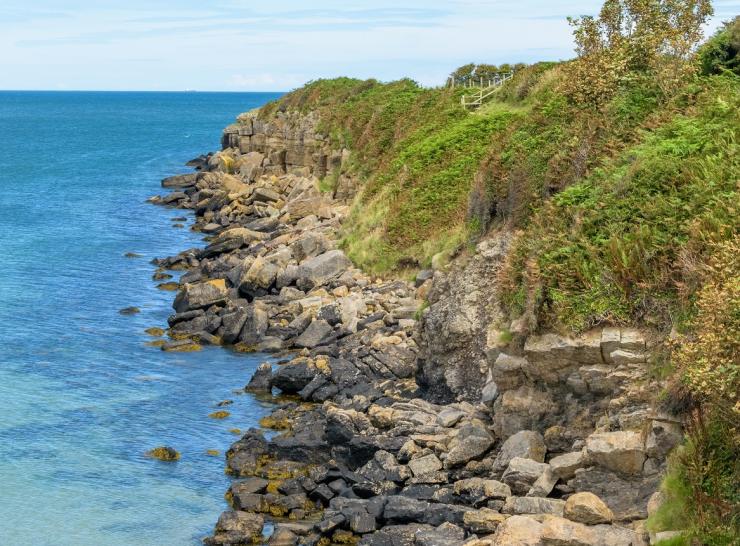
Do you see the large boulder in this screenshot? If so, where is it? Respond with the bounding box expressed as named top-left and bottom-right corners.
top-left (173, 279), bottom-right (228, 313)
top-left (541, 515), bottom-right (598, 546)
top-left (240, 256), bottom-right (280, 291)
top-left (295, 250), bottom-right (352, 291)
top-left (462, 508), bottom-right (507, 534)
top-left (493, 430), bottom-right (547, 474)
top-left (585, 431), bottom-right (646, 475)
top-left (564, 492), bottom-right (614, 524)
top-left (246, 363), bottom-right (272, 392)
top-left (502, 496), bottom-right (565, 517)
top-left (162, 173), bottom-right (198, 188)
top-left (491, 515), bottom-right (544, 545)
top-left (272, 360), bottom-right (317, 394)
top-left (205, 511), bottom-right (264, 545)
top-left (293, 319), bottom-right (334, 348)
top-left (502, 457), bottom-right (550, 495)
top-left (443, 423), bottom-right (494, 468)
top-left (550, 450), bottom-right (587, 480)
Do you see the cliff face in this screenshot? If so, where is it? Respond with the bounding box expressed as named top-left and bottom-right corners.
top-left (221, 111), bottom-right (359, 201)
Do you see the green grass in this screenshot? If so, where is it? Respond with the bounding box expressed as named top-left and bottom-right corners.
top-left (648, 419), bottom-right (740, 545)
top-left (502, 75), bottom-right (740, 331)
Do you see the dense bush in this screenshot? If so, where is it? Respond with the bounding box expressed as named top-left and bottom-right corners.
top-left (499, 75), bottom-right (739, 331)
top-left (698, 16), bottom-right (740, 75)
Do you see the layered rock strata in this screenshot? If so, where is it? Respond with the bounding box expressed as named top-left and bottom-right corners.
top-left (147, 111), bottom-right (682, 546)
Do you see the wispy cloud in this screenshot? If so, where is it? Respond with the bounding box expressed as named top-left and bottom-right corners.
top-left (1, 0), bottom-right (738, 91)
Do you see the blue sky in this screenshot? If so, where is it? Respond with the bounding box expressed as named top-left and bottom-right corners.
top-left (2, 1), bottom-right (738, 91)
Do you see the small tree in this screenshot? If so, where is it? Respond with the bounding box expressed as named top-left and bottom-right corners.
top-left (450, 63), bottom-right (476, 86)
top-left (698, 16), bottom-right (740, 75)
top-left (564, 0), bottom-right (714, 105)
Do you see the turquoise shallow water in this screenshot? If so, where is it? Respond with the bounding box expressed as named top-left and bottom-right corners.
top-left (0, 91), bottom-right (282, 545)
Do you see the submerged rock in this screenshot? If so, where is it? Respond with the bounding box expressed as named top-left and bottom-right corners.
top-left (147, 446), bottom-right (180, 461)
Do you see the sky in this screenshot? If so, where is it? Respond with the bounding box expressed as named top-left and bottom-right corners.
top-left (1, 1), bottom-right (738, 91)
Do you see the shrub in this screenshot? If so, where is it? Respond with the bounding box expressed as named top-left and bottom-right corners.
top-left (698, 16), bottom-right (740, 75)
top-left (563, 0), bottom-right (714, 105)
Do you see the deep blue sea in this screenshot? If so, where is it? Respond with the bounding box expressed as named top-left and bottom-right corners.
top-left (0, 91), bottom-right (282, 545)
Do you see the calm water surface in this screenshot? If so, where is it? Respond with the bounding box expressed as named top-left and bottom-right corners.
top-left (0, 91), bottom-right (282, 545)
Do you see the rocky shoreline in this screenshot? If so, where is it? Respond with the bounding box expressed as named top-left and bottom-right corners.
top-left (147, 109), bottom-right (682, 545)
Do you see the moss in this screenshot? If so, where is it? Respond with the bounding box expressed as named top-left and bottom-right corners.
top-left (208, 410), bottom-right (230, 419)
top-left (229, 428), bottom-right (242, 435)
top-left (145, 340), bottom-right (166, 348)
top-left (145, 327), bottom-right (165, 337)
top-left (266, 480), bottom-right (283, 494)
top-left (206, 449), bottom-right (221, 457)
top-left (153, 271), bottom-right (173, 280)
top-left (163, 342), bottom-right (202, 352)
top-left (233, 343), bottom-right (258, 353)
top-left (147, 446), bottom-right (180, 461)
top-left (332, 530), bottom-right (359, 544)
top-left (258, 415), bottom-right (292, 431)
top-left (157, 282), bottom-right (180, 291)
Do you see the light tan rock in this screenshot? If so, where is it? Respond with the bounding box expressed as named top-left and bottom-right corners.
top-left (463, 508), bottom-right (507, 534)
top-left (541, 515), bottom-right (598, 545)
top-left (585, 431), bottom-right (646, 475)
top-left (492, 515), bottom-right (544, 545)
top-left (550, 450), bottom-right (587, 480)
top-left (564, 492), bottom-right (613, 524)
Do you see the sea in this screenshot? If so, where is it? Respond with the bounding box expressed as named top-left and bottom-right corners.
top-left (0, 91), bottom-right (283, 545)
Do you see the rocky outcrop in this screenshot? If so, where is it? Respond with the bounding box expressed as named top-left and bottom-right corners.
top-left (148, 107), bottom-right (683, 546)
top-left (221, 110), bottom-right (359, 201)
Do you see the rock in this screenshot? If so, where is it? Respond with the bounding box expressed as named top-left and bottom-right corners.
top-left (231, 477), bottom-right (269, 496)
top-left (291, 232), bottom-right (330, 262)
top-left (383, 496), bottom-right (430, 524)
top-left (567, 467), bottom-right (660, 521)
top-left (246, 363), bottom-right (272, 392)
top-left (119, 306), bottom-right (140, 315)
top-left (207, 511), bottom-right (264, 545)
top-left (295, 250), bottom-right (352, 291)
top-left (414, 523), bottom-right (465, 546)
top-left (268, 527), bottom-right (297, 546)
top-left (272, 360), bottom-right (316, 393)
top-left (161, 339), bottom-right (202, 352)
top-left (585, 431), bottom-right (646, 475)
top-left (541, 515), bottom-right (598, 546)
top-left (564, 492), bottom-right (613, 524)
top-left (239, 305), bottom-right (269, 346)
top-left (502, 496), bottom-right (565, 517)
top-left (645, 419), bottom-right (682, 459)
top-left (462, 508), bottom-right (507, 534)
top-left (285, 197), bottom-right (333, 220)
top-left (502, 457), bottom-right (550, 495)
top-left (173, 279), bottom-right (229, 313)
top-left (436, 409), bottom-right (465, 428)
top-left (294, 319), bottom-right (334, 348)
top-left (444, 423), bottom-right (494, 468)
top-left (527, 466), bottom-right (558, 498)
top-left (162, 173), bottom-right (198, 188)
top-left (550, 451), bottom-right (587, 480)
top-left (454, 478), bottom-right (511, 501)
top-left (147, 446), bottom-right (180, 461)
top-left (493, 430), bottom-right (547, 473)
top-left (242, 256), bottom-right (280, 290)
top-left (491, 515), bottom-right (544, 545)
top-left (253, 187), bottom-right (280, 203)
top-left (349, 511), bottom-right (377, 534)
top-left (408, 454), bottom-right (443, 477)
top-left (219, 307), bottom-right (249, 344)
